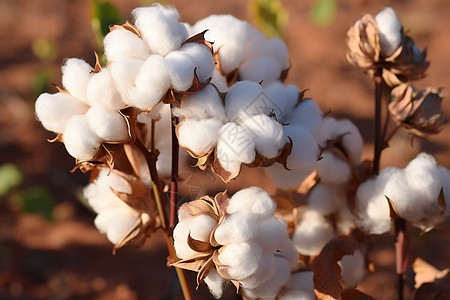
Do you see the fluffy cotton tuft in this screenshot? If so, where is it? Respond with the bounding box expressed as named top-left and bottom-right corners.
top-left (177, 118), bottom-right (222, 157)
top-left (179, 42), bottom-right (215, 83)
top-left (217, 242), bottom-right (263, 280)
top-left (316, 151), bottom-right (352, 184)
top-left (338, 249), bottom-right (366, 289)
top-left (254, 217), bottom-right (289, 252)
top-left (278, 271), bottom-right (315, 300)
top-left (85, 107), bottom-right (129, 142)
top-left (228, 186), bottom-right (276, 219)
top-left (189, 214), bottom-right (218, 242)
top-left (214, 210), bottom-right (258, 245)
top-left (63, 115), bottom-right (101, 160)
top-left (35, 92), bottom-right (88, 133)
top-left (165, 50), bottom-right (196, 91)
top-left (61, 58), bottom-right (93, 102)
top-left (263, 81), bottom-right (299, 120)
top-left (204, 269), bottom-right (226, 299)
top-left (286, 99), bottom-right (324, 143)
top-left (308, 183), bottom-right (343, 215)
top-left (239, 56), bottom-right (282, 84)
top-left (109, 59), bottom-right (143, 105)
top-left (224, 81), bottom-right (266, 123)
top-left (375, 7), bottom-right (403, 57)
top-left (86, 68), bottom-right (125, 110)
top-left (103, 29), bottom-right (151, 62)
top-left (94, 208), bottom-right (140, 245)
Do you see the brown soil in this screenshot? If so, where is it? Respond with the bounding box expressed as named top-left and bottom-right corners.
top-left (1, 0), bottom-right (449, 299)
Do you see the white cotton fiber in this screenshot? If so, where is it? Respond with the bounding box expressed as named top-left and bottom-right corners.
top-left (293, 209), bottom-right (335, 256)
top-left (263, 81), bottom-right (299, 120)
top-left (35, 92), bottom-right (88, 133)
top-left (241, 114), bottom-right (285, 158)
top-left (316, 151), bottom-right (352, 184)
top-left (94, 207), bottom-right (139, 245)
top-left (61, 58), bottom-right (93, 103)
top-left (254, 217), bottom-right (289, 252)
top-left (204, 269), bottom-right (226, 299)
top-left (62, 115), bottom-right (101, 160)
top-left (85, 106), bottom-right (129, 142)
top-left (133, 5), bottom-right (188, 56)
top-left (218, 241), bottom-right (263, 280)
top-left (375, 7), bottom-right (403, 57)
top-left (173, 84), bottom-right (227, 122)
top-left (338, 249), bottom-right (366, 288)
top-left (173, 219), bottom-right (198, 259)
top-left (278, 271), bottom-right (315, 300)
top-left (177, 118), bottom-right (222, 157)
top-left (214, 210), bottom-right (258, 245)
top-left (264, 37), bottom-right (290, 70)
top-left (286, 99), bottom-right (324, 143)
top-left (211, 69), bottom-right (229, 92)
top-left (216, 122), bottom-right (256, 174)
top-left (308, 183), bottom-right (342, 215)
top-left (103, 29), bottom-right (151, 62)
top-left (239, 56), bottom-right (282, 84)
top-left (224, 81), bottom-right (266, 123)
top-left (165, 50), bottom-right (196, 91)
top-left (131, 55), bottom-right (171, 110)
top-left (228, 186), bottom-right (276, 219)
top-left (179, 42), bottom-right (215, 83)
top-left (189, 214), bottom-right (217, 243)
top-left (109, 59), bottom-right (143, 105)
top-left (278, 240), bottom-right (300, 271)
top-left (192, 15), bottom-right (249, 74)
top-left (240, 251), bottom-right (277, 290)
top-left (87, 68), bottom-right (125, 110)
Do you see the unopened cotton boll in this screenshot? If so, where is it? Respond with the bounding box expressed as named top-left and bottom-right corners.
top-left (204, 269), bottom-right (226, 299)
top-left (316, 151), bottom-right (352, 184)
top-left (308, 183), bottom-right (343, 215)
top-left (61, 58), bottom-right (93, 103)
top-left (94, 207), bottom-right (139, 245)
top-left (85, 107), bottom-right (129, 142)
top-left (293, 208), bottom-right (335, 256)
top-left (216, 122), bottom-right (256, 174)
top-left (63, 115), bottom-right (101, 160)
top-left (338, 249), bottom-right (366, 289)
top-left (241, 114), bottom-right (285, 159)
top-left (239, 56), bottom-right (282, 84)
top-left (103, 29), bottom-right (151, 62)
top-left (375, 7), bottom-right (403, 57)
top-left (254, 217), bottom-right (289, 252)
top-left (228, 186), bottom-right (276, 219)
top-left (224, 81), bottom-right (266, 123)
top-left (165, 50), bottom-right (196, 91)
top-left (278, 271), bottom-right (315, 300)
top-left (132, 5), bottom-right (188, 56)
top-left (177, 118), bottom-right (222, 157)
top-left (179, 43), bottom-right (215, 83)
top-left (35, 92), bottom-right (88, 133)
top-left (173, 84), bottom-right (227, 122)
top-left (218, 241), bottom-right (263, 280)
top-left (87, 68), bottom-right (125, 110)
top-left (214, 210), bottom-right (258, 245)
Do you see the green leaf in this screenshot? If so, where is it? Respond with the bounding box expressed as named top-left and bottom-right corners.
top-left (310, 0), bottom-right (337, 27)
top-left (0, 163), bottom-right (23, 196)
top-left (91, 0), bottom-right (121, 37)
top-left (249, 0), bottom-right (289, 38)
top-left (16, 186), bottom-right (56, 221)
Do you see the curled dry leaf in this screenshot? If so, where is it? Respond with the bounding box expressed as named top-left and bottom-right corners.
top-left (412, 257), bottom-right (450, 289)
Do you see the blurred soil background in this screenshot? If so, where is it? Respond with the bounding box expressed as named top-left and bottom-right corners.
top-left (1, 0), bottom-right (450, 299)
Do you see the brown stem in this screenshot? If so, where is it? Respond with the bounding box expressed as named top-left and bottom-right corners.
top-left (394, 217), bottom-right (407, 300)
top-left (373, 69), bottom-right (383, 175)
top-left (170, 114), bottom-right (179, 228)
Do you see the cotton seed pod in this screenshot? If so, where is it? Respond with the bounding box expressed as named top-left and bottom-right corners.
top-left (35, 92), bottom-right (88, 133)
top-left (63, 115), bottom-right (101, 160)
top-left (87, 68), bottom-right (125, 110)
top-left (103, 28), bottom-right (151, 62)
top-left (375, 7), bottom-right (403, 58)
top-left (61, 58), bottom-right (93, 103)
top-left (85, 106), bottom-right (129, 142)
top-left (132, 4), bottom-right (188, 56)
top-left (177, 118), bottom-right (222, 157)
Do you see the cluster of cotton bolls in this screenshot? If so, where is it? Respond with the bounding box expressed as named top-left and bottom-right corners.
top-left (356, 152), bottom-right (450, 234)
top-left (104, 4), bottom-right (215, 111)
top-left (292, 117), bottom-right (363, 256)
top-left (173, 187), bottom-right (299, 299)
top-left (83, 168), bottom-right (142, 245)
top-left (35, 58), bottom-right (130, 160)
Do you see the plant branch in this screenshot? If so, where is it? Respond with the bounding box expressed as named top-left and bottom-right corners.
top-left (373, 68), bottom-right (383, 175)
top-left (394, 217), bottom-right (407, 300)
top-left (170, 113), bottom-right (179, 228)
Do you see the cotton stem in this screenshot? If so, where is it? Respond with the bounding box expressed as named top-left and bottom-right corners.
top-left (373, 69), bottom-right (383, 175)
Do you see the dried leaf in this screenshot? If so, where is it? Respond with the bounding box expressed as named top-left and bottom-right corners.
top-left (197, 256), bottom-right (215, 288)
top-left (437, 187), bottom-right (446, 216)
top-left (171, 252), bottom-right (215, 272)
top-left (313, 236), bottom-right (358, 300)
top-left (93, 51), bottom-right (102, 73)
top-left (183, 67), bottom-right (212, 94)
top-left (182, 30), bottom-right (214, 54)
top-left (47, 133), bottom-right (63, 143)
top-left (412, 258), bottom-right (450, 289)
top-left (385, 196), bottom-right (400, 220)
top-left (187, 232), bottom-right (214, 253)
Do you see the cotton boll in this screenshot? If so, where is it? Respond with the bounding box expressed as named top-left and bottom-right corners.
top-left (336, 119), bottom-right (364, 166)
top-left (87, 68), bottom-right (125, 110)
top-left (224, 81), bottom-right (266, 123)
top-left (241, 114), bottom-right (285, 159)
top-left (35, 92), bottom-right (88, 133)
top-left (204, 269), bottom-right (226, 299)
top-left (165, 50), bottom-right (196, 91)
top-left (293, 209), bottom-right (335, 256)
top-left (216, 122), bottom-right (256, 174)
top-left (242, 257), bottom-right (291, 300)
top-left (94, 207), bottom-right (139, 245)
top-left (239, 56), bottom-right (282, 85)
top-left (179, 42), bottom-right (215, 83)
top-left (188, 214), bottom-right (217, 243)
top-left (317, 151), bottom-right (352, 184)
top-left (278, 271), bottom-right (315, 300)
top-left (265, 37), bottom-right (290, 70)
top-left (85, 107), bottom-right (129, 142)
top-left (211, 69), bottom-right (229, 92)
top-left (131, 55), bottom-right (171, 110)
top-left (286, 99), bottom-right (324, 143)
top-left (177, 118), bottom-right (222, 157)
top-left (218, 241), bottom-right (263, 280)
top-left (228, 186), bottom-right (276, 219)
top-left (214, 211), bottom-right (258, 245)
top-left (375, 7), bottom-right (403, 57)
top-left (173, 84), bottom-right (227, 122)
top-left (132, 5), bottom-right (188, 56)
top-left (263, 81), bottom-right (299, 120)
top-left (63, 115), bottom-right (101, 160)
top-left (338, 249), bottom-right (366, 289)
top-left (173, 219), bottom-right (199, 259)
top-left (254, 217), bottom-right (289, 252)
top-left (61, 58), bottom-right (93, 102)
top-left (240, 251), bottom-right (277, 290)
top-left (308, 183), bottom-right (343, 215)
top-left (277, 240), bottom-right (300, 271)
top-left (103, 29), bottom-right (151, 62)
top-left (109, 59), bottom-right (143, 105)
